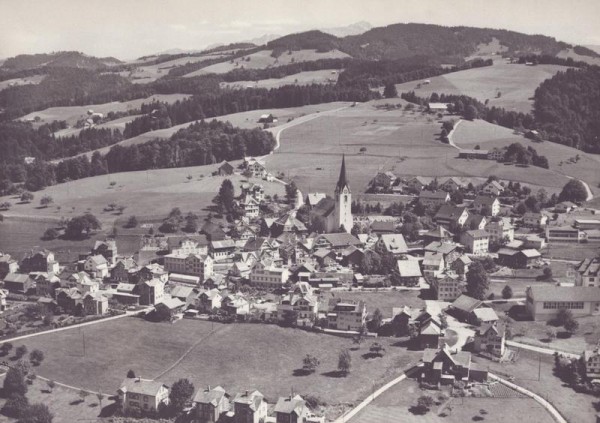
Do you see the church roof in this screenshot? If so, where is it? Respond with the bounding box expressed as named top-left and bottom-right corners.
top-left (335, 155), bottom-right (350, 194)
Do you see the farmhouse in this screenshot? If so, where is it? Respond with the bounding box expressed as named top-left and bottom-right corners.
top-left (481, 181), bottom-right (504, 196)
top-left (458, 149), bottom-right (489, 160)
top-left (427, 102), bottom-right (449, 113)
top-left (92, 239), bottom-right (118, 266)
top-left (526, 286), bottom-right (600, 321)
top-left (274, 395), bottom-right (310, 423)
top-left (464, 214), bottom-right (487, 230)
top-left (374, 233), bottom-right (408, 257)
top-left (485, 218), bottom-right (514, 242)
top-left (434, 205), bottom-right (469, 227)
top-left (449, 294), bottom-right (483, 322)
top-left (192, 385), bottom-right (230, 423)
top-left (419, 190), bottom-right (450, 207)
top-left (471, 195), bottom-right (500, 217)
top-left (575, 258), bottom-right (600, 287)
top-left (394, 259), bottom-right (422, 286)
top-left (405, 176), bottom-right (432, 192)
top-left (118, 378), bottom-right (169, 413)
top-left (440, 177), bottom-right (465, 192)
top-left (422, 252), bottom-right (445, 278)
top-left (583, 345), bottom-right (600, 380)
top-left (420, 346), bottom-right (487, 386)
top-left (258, 113), bottom-right (277, 123)
top-left (210, 239), bottom-right (237, 260)
top-left (474, 322), bottom-right (506, 358)
top-left (232, 390), bottom-right (268, 423)
top-left (523, 212), bottom-right (548, 228)
top-left (430, 273), bottom-right (463, 301)
top-left (196, 289), bottom-right (223, 312)
top-left (2, 273), bottom-right (34, 294)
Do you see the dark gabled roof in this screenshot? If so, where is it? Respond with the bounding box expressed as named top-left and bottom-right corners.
top-left (312, 197), bottom-right (336, 218)
top-left (472, 195), bottom-right (498, 207)
top-left (435, 205), bottom-right (467, 220)
top-left (318, 233), bottom-right (362, 248)
top-left (274, 395), bottom-right (306, 415)
top-left (370, 220), bottom-right (396, 232)
top-left (451, 294), bottom-right (482, 313)
top-left (420, 190), bottom-right (449, 199)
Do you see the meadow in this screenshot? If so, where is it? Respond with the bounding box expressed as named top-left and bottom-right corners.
top-left (394, 62), bottom-right (569, 113)
top-left (0, 74), bottom-right (46, 92)
top-left (222, 69), bottom-right (339, 89)
top-left (11, 317), bottom-right (422, 409)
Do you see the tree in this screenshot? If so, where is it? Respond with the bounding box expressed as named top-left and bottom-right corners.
top-left (338, 349), bottom-right (351, 375)
top-left (383, 83), bottom-right (398, 98)
top-left (542, 267), bottom-right (553, 280)
top-left (183, 212), bottom-right (199, 233)
top-left (555, 309), bottom-right (573, 326)
top-left (564, 319), bottom-right (579, 335)
top-left (438, 312), bottom-right (448, 329)
top-left (4, 367), bottom-right (27, 396)
top-left (64, 214), bottom-right (101, 239)
top-left (127, 369), bottom-right (136, 378)
top-left (466, 261), bottom-right (490, 300)
top-left (215, 179), bottom-right (235, 214)
top-left (450, 191), bottom-right (464, 204)
top-left (29, 349), bottom-right (44, 366)
top-left (20, 403), bottom-right (54, 423)
top-left (546, 327), bottom-right (557, 340)
top-left (20, 191), bottom-right (34, 203)
top-left (125, 215), bottom-right (138, 228)
top-left (285, 181), bottom-right (298, 204)
top-left (2, 393), bottom-right (29, 418)
top-left (465, 105), bottom-right (478, 120)
top-left (15, 345), bottom-right (28, 359)
top-left (169, 378), bottom-right (195, 413)
top-left (39, 196), bottom-right (53, 208)
top-left (302, 354), bottom-right (320, 374)
top-left (414, 395), bottom-right (434, 414)
top-left (0, 201), bottom-right (11, 210)
top-left (96, 392), bottom-right (105, 409)
top-left (46, 380), bottom-right (55, 393)
top-left (42, 228), bottom-right (59, 240)
top-left (369, 342), bottom-right (385, 357)
top-left (502, 285), bottom-right (513, 299)
top-left (558, 179), bottom-right (587, 203)
top-left (1, 342), bottom-right (13, 356)
top-left (369, 308), bottom-right (383, 332)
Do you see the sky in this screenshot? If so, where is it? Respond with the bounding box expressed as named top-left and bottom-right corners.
top-left (1, 0), bottom-right (600, 60)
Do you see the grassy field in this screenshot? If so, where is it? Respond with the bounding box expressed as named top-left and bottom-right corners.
top-left (53, 113), bottom-right (144, 138)
top-left (557, 48), bottom-right (600, 66)
top-left (222, 69), bottom-right (339, 89)
top-left (323, 290), bottom-right (426, 319)
top-left (18, 94), bottom-right (191, 127)
top-left (184, 49), bottom-right (351, 77)
top-left (394, 62), bottom-right (568, 113)
top-left (482, 348), bottom-right (598, 423)
top-left (11, 317), bottom-right (422, 411)
top-left (0, 74), bottom-right (46, 92)
top-left (350, 377), bottom-right (554, 423)
top-left (265, 100), bottom-right (572, 196)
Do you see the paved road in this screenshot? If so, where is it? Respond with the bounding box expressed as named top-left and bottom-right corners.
top-left (446, 118), bottom-right (463, 150)
top-left (507, 340), bottom-right (581, 359)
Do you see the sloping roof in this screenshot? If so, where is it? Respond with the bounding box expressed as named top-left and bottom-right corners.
top-left (193, 386), bottom-right (227, 405)
top-left (464, 229), bottom-right (489, 238)
top-left (451, 294), bottom-right (482, 313)
top-left (379, 234), bottom-right (408, 253)
top-left (370, 220), bottom-right (396, 232)
top-left (420, 190), bottom-right (449, 200)
top-left (170, 285), bottom-right (194, 299)
top-left (464, 214), bottom-right (486, 228)
top-left (274, 395), bottom-right (306, 415)
top-left (396, 260), bottom-right (422, 278)
top-left (211, 239), bottom-right (236, 249)
top-left (318, 233), bottom-right (362, 248)
top-left (158, 297), bottom-right (185, 310)
top-left (423, 251), bottom-right (444, 266)
top-left (312, 197), bottom-right (336, 218)
top-left (233, 390), bottom-right (263, 411)
top-left (528, 286), bottom-right (600, 302)
top-left (119, 378), bottom-right (166, 396)
top-left (87, 254), bottom-right (107, 266)
top-left (424, 241), bottom-right (458, 255)
top-left (3, 273), bottom-right (31, 284)
top-left (519, 249), bottom-right (541, 258)
top-left (472, 307), bottom-right (499, 322)
top-left (306, 192), bottom-right (327, 206)
top-left (472, 195), bottom-right (498, 207)
top-left (497, 248), bottom-right (519, 256)
top-left (424, 226), bottom-right (453, 239)
top-left (576, 258), bottom-right (600, 276)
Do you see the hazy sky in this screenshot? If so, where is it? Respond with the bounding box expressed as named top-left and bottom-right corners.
top-left (1, 0), bottom-right (599, 60)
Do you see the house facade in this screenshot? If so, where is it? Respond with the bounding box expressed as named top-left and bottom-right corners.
top-left (526, 286), bottom-right (600, 321)
top-left (118, 378), bottom-right (169, 413)
top-left (326, 299), bottom-right (367, 331)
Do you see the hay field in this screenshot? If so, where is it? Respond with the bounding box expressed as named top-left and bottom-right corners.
top-left (184, 49), bottom-right (351, 77)
top-left (556, 48), bottom-right (600, 66)
top-left (452, 119), bottom-right (600, 194)
top-left (18, 93), bottom-right (191, 127)
top-left (0, 74), bottom-right (46, 91)
top-left (395, 62), bottom-right (568, 113)
top-left (222, 69), bottom-right (339, 89)
top-left (264, 101), bottom-right (570, 196)
top-left (53, 114), bottom-right (144, 138)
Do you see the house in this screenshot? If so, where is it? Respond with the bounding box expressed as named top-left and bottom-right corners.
top-left (258, 113), bottom-right (277, 123)
top-left (481, 180), bottom-right (504, 196)
top-left (422, 252), bottom-right (445, 279)
top-left (464, 214), bottom-right (487, 231)
top-left (449, 294), bottom-right (483, 321)
top-left (170, 285), bottom-right (195, 304)
top-left (419, 318), bottom-right (444, 349)
top-left (340, 246), bottom-right (364, 268)
top-left (374, 234), bottom-right (408, 257)
top-left (196, 289), bottom-right (223, 312)
top-left (583, 344), bottom-right (600, 380)
top-left (240, 195), bottom-right (260, 218)
top-left (277, 282), bottom-right (319, 326)
top-left (427, 102), bottom-right (449, 112)
top-left (274, 394), bottom-right (309, 423)
top-left (526, 286), bottom-right (600, 321)
top-left (523, 212), bottom-right (548, 228)
top-left (430, 274), bottom-right (463, 301)
top-left (434, 205), bottom-right (469, 228)
top-left (137, 263), bottom-right (168, 284)
top-left (155, 297), bottom-right (186, 317)
top-left (487, 148), bottom-right (505, 161)
top-left (139, 278), bottom-right (165, 306)
top-left (485, 218), bottom-right (514, 243)
top-left (424, 242), bottom-right (462, 265)
top-left (555, 201), bottom-right (577, 213)
top-left (249, 261), bottom-right (289, 290)
top-left (163, 253), bottom-right (214, 282)
top-left (313, 233), bottom-right (362, 251)
top-left (575, 258), bottom-right (600, 287)
top-left (394, 259), bottom-right (422, 286)
top-left (420, 346), bottom-right (485, 386)
top-left (451, 255), bottom-right (471, 276)
top-left (201, 220), bottom-right (227, 242)
top-left (0, 289), bottom-right (7, 312)
top-left (422, 226), bottom-right (454, 244)
top-left (313, 249), bottom-right (336, 268)
top-left (327, 298), bottom-right (367, 332)
top-left (389, 306), bottom-right (417, 336)
top-left (111, 257), bottom-right (137, 283)
top-left (241, 183), bottom-right (265, 203)
top-left (20, 249), bottom-right (59, 274)
top-left (471, 196), bottom-right (500, 217)
top-left (83, 292), bottom-right (109, 315)
top-left (222, 294), bottom-right (250, 315)
top-left (2, 273), bottom-right (33, 294)
top-left (210, 239), bottom-right (237, 261)
top-left (193, 385), bottom-right (230, 423)
top-left (91, 239), bottom-right (118, 266)
top-left (232, 390), bottom-right (268, 423)
top-left (33, 273), bottom-right (61, 297)
top-left (0, 253), bottom-right (19, 279)
top-left (218, 161), bottom-right (235, 176)
top-left (370, 220), bottom-right (396, 235)
top-left (244, 157), bottom-right (267, 178)
top-left (55, 288), bottom-right (83, 313)
top-left (371, 171), bottom-right (396, 190)
top-left (574, 219), bottom-right (600, 230)
top-left (305, 193), bottom-right (327, 208)
top-left (113, 283), bottom-right (140, 305)
top-left (271, 214), bottom-right (307, 236)
top-left (118, 377), bottom-right (169, 413)
top-left (474, 322), bottom-right (506, 358)
top-left (545, 225), bottom-right (586, 243)
top-left (83, 255), bottom-right (109, 279)
top-left (460, 230), bottom-right (490, 255)
top-left (405, 176), bottom-right (432, 193)
top-left (458, 149), bottom-right (489, 160)
top-left (471, 307), bottom-right (499, 325)
top-left (440, 177), bottom-right (465, 192)
top-left (419, 190), bottom-right (450, 207)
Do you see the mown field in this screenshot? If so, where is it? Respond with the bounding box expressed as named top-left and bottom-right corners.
top-left (11, 318), bottom-right (422, 411)
top-left (222, 69), bottom-right (339, 89)
top-left (394, 62), bottom-right (569, 113)
top-left (18, 94), bottom-right (191, 127)
top-left (184, 49), bottom-right (351, 77)
top-left (452, 119), bottom-right (600, 194)
top-left (265, 99), bottom-right (571, 196)
top-left (0, 74), bottom-right (46, 92)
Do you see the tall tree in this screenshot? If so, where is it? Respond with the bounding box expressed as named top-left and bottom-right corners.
top-left (169, 378), bottom-right (195, 414)
top-left (466, 261), bottom-right (490, 300)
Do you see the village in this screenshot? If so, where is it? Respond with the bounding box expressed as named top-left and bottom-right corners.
top-left (0, 151), bottom-right (599, 422)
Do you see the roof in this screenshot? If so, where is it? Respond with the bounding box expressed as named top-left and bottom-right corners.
top-left (312, 197), bottom-right (336, 218)
top-left (335, 155), bottom-right (350, 193)
top-left (519, 249), bottom-right (541, 258)
top-left (211, 239), bottom-right (236, 249)
top-left (119, 378), bottom-right (167, 397)
top-left (472, 307), bottom-right (499, 322)
top-left (451, 294), bottom-right (483, 313)
top-left (87, 254), bottom-right (107, 266)
top-left (435, 205), bottom-right (467, 220)
top-left (370, 220), bottom-right (396, 232)
top-left (424, 226), bottom-right (453, 239)
top-left (233, 390), bottom-right (264, 411)
top-left (318, 233), bottom-right (362, 248)
top-left (485, 180), bottom-right (504, 190)
top-left (464, 229), bottom-right (489, 238)
top-left (472, 195), bottom-right (498, 207)
top-left (3, 273), bottom-right (31, 284)
top-left (157, 297), bottom-right (185, 310)
top-left (274, 395), bottom-right (306, 415)
top-left (576, 258), bottom-right (600, 276)
top-left (424, 241), bottom-right (458, 255)
top-left (170, 285), bottom-right (194, 299)
top-left (378, 234), bottom-right (408, 253)
top-left (478, 322), bottom-right (506, 337)
top-left (497, 248), bottom-right (519, 257)
top-left (423, 251), bottom-right (444, 266)
top-left (193, 386), bottom-right (227, 405)
top-left (420, 190), bottom-right (449, 200)
top-left (528, 286), bottom-right (600, 302)
top-left (465, 214), bottom-right (486, 228)
top-left (396, 260), bottom-right (422, 277)
top-left (428, 102), bottom-right (449, 109)
top-left (306, 192), bottom-right (327, 206)
top-left (420, 320), bottom-right (442, 335)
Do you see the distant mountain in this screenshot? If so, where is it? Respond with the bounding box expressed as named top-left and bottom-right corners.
top-left (243, 34), bottom-right (282, 47)
top-left (155, 48), bottom-right (204, 55)
top-left (321, 21), bottom-right (373, 38)
top-left (583, 45), bottom-right (600, 55)
top-left (1, 51), bottom-right (121, 72)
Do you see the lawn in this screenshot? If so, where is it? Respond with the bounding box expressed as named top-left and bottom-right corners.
top-left (265, 101), bottom-right (571, 197)
top-left (481, 348), bottom-right (599, 423)
top-left (394, 62), bottom-right (569, 113)
top-left (321, 290), bottom-right (426, 319)
top-left (350, 377), bottom-right (554, 423)
top-left (10, 317), bottom-right (422, 414)
top-left (222, 69), bottom-right (339, 90)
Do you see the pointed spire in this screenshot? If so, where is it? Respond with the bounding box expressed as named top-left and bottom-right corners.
top-left (335, 154), bottom-right (350, 194)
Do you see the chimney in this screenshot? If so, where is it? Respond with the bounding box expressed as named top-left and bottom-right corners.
top-left (207, 385), bottom-right (211, 392)
top-left (245, 390), bottom-right (249, 397)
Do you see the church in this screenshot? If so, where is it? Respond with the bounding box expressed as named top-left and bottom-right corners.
top-left (309, 156), bottom-right (354, 233)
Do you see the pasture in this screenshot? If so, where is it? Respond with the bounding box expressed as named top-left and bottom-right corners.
top-left (0, 74), bottom-right (46, 92)
top-left (222, 69), bottom-right (339, 89)
top-left (265, 101), bottom-right (571, 196)
top-left (18, 94), bottom-right (191, 127)
top-left (395, 62), bottom-right (568, 113)
top-left (53, 113), bottom-right (143, 138)
top-left (184, 49), bottom-right (351, 77)
top-left (452, 119), bottom-right (600, 194)
top-left (12, 317), bottom-right (422, 409)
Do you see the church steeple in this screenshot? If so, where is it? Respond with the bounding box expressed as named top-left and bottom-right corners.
top-left (335, 155), bottom-right (350, 195)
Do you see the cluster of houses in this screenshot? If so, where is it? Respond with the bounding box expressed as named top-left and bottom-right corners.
top-left (118, 378), bottom-right (324, 423)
